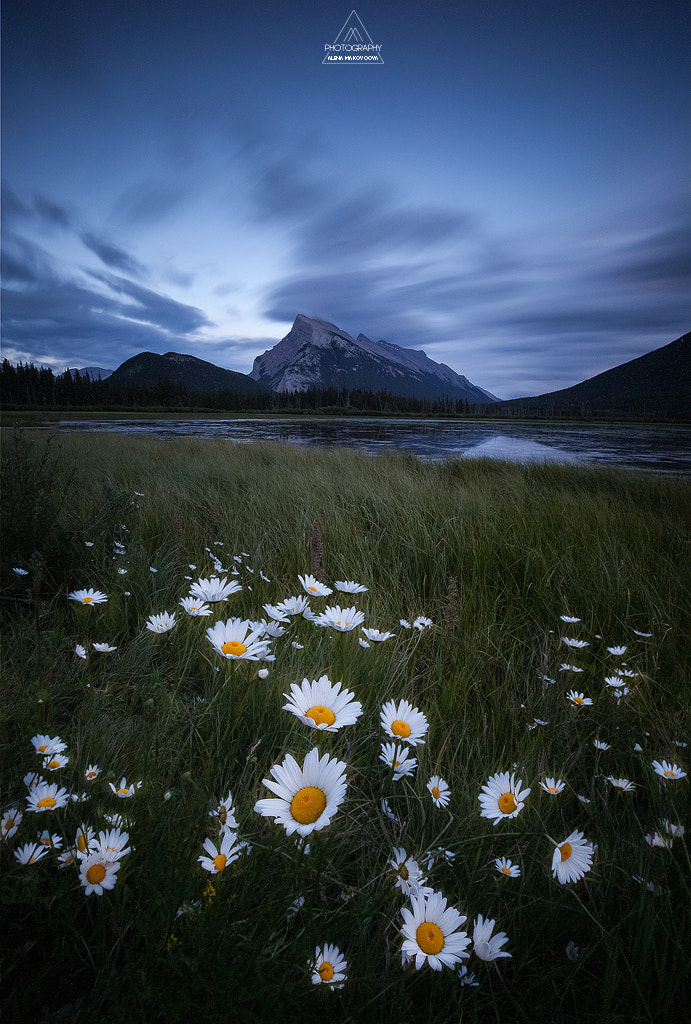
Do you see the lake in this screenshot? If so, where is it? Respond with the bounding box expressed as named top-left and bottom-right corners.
top-left (55, 417), bottom-right (691, 475)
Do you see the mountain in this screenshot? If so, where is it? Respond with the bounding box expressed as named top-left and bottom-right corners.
top-left (106, 351), bottom-right (268, 395)
top-left (68, 366), bottom-right (114, 380)
top-left (490, 332), bottom-right (690, 419)
top-left (249, 314), bottom-right (499, 403)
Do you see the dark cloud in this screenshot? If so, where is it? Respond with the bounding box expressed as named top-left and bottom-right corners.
top-left (1, 185), bottom-right (32, 224)
top-left (248, 158), bottom-right (331, 222)
top-left (111, 180), bottom-right (189, 226)
top-left (1, 232), bottom-right (59, 286)
top-left (601, 223), bottom-right (691, 288)
top-left (34, 195), bottom-right (72, 229)
top-left (88, 272), bottom-right (213, 335)
top-left (81, 232), bottom-right (146, 277)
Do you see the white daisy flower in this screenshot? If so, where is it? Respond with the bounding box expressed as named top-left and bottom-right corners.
top-left (93, 642), bottom-right (117, 652)
top-left (561, 637), bottom-right (589, 648)
top-left (14, 841), bottom-right (50, 864)
top-left (380, 741), bottom-right (418, 780)
top-left (75, 644), bottom-right (87, 659)
top-left (540, 777), bottom-right (565, 795)
top-left (651, 760), bottom-right (686, 780)
top-left (13, 567), bottom-right (29, 575)
top-left (427, 775), bottom-right (450, 808)
top-left (458, 965), bottom-right (480, 986)
top-left (179, 596), bottom-right (212, 617)
top-left (334, 580), bottom-right (368, 593)
top-left (117, 568), bottom-right (128, 575)
top-left (311, 943), bottom-right (347, 988)
top-left (108, 777), bottom-right (141, 798)
top-left (205, 618), bottom-right (273, 661)
top-left (282, 675), bottom-right (363, 732)
top-left (189, 576), bottom-right (242, 602)
top-left (31, 734), bottom-right (67, 756)
top-left (400, 890), bottom-right (470, 971)
top-left (198, 831), bottom-right (242, 873)
top-left (566, 690), bottom-right (593, 706)
top-left (275, 595), bottom-right (310, 616)
top-left (473, 914), bottom-right (512, 960)
top-left (209, 791), bottom-right (238, 831)
top-left (75, 824), bottom-right (95, 855)
top-left (361, 627), bottom-right (395, 642)
top-left (146, 611), bottom-right (176, 633)
top-left (389, 847), bottom-right (431, 897)
top-left (254, 747), bottom-right (347, 838)
top-left (313, 605), bottom-right (365, 631)
top-left (358, 638), bottom-right (370, 648)
top-left (412, 616), bottom-right (433, 631)
top-left (478, 771), bottom-right (530, 825)
top-left (400, 619), bottom-right (411, 629)
top-left (560, 664), bottom-right (584, 672)
top-left (607, 776), bottom-right (636, 791)
top-left (262, 603), bottom-right (291, 622)
top-left (91, 828), bottom-right (132, 860)
top-left (298, 573), bottom-right (332, 597)
top-left (661, 819), bottom-right (685, 838)
top-left (633, 629), bottom-right (652, 637)
top-left (68, 588), bottom-right (108, 605)
top-left (607, 645), bottom-right (627, 655)
top-left (79, 852), bottom-right (121, 894)
top-left (593, 739), bottom-right (611, 750)
top-left (25, 782), bottom-right (70, 812)
top-left (560, 615), bottom-right (581, 623)
top-left (494, 856), bottom-right (520, 878)
top-left (57, 849), bottom-right (78, 868)
top-left (36, 829), bottom-right (63, 849)
top-left (551, 830), bottom-right (594, 883)
top-left (42, 753), bottom-right (69, 771)
top-left (380, 698), bottom-right (429, 746)
top-left (84, 764), bottom-right (101, 781)
top-left (1, 807), bottom-right (23, 840)
top-left (645, 831), bottom-right (672, 849)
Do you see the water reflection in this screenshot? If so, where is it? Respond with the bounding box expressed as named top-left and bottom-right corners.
top-left (55, 417), bottom-right (691, 474)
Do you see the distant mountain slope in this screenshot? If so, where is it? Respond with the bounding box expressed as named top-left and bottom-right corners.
top-left (491, 333), bottom-right (690, 419)
top-left (106, 351), bottom-right (269, 395)
top-left (67, 366), bottom-right (114, 379)
top-left (250, 314), bottom-right (499, 403)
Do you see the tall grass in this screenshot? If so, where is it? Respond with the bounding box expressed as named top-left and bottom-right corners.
top-left (2, 430), bottom-right (690, 1024)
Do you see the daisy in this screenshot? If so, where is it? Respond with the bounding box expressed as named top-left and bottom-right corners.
top-left (528, 718), bottom-right (549, 730)
top-left (552, 830), bottom-right (594, 884)
top-left (381, 798), bottom-right (403, 825)
top-left (117, 568), bottom-right (128, 575)
top-left (661, 819), bottom-right (685, 838)
top-left (1, 807), bottom-right (23, 840)
top-left (13, 566), bottom-right (29, 575)
top-left (37, 829), bottom-right (63, 849)
top-left (84, 764), bottom-right (101, 781)
top-left (14, 841), bottom-right (50, 864)
top-left (75, 644), bottom-right (87, 659)
top-left (79, 853), bottom-right (121, 894)
top-left (254, 747), bottom-right (347, 838)
top-left (282, 675), bottom-right (363, 732)
top-left (645, 831), bottom-right (672, 849)
top-left (24, 772), bottom-right (44, 790)
top-left (593, 739), bottom-right (611, 750)
top-left (358, 638), bottom-right (370, 648)
top-left (108, 777), bottom-right (141, 798)
top-left (478, 771), bottom-right (530, 825)
top-left (361, 627), bottom-right (395, 642)
top-left (651, 760), bottom-right (687, 780)
top-left (494, 856), bottom-right (521, 878)
top-left (313, 605), bottom-right (365, 631)
top-left (389, 847), bottom-right (431, 898)
top-left (93, 642), bottom-right (117, 652)
top-left (561, 637), bottom-right (589, 648)
top-left (427, 776), bottom-right (451, 808)
top-left (607, 777), bottom-right (636, 791)
top-left (560, 664), bottom-right (584, 672)
top-left (473, 915), bottom-right (512, 961)
top-left (423, 847), bottom-right (456, 870)
top-left (68, 588), bottom-right (108, 605)
top-left (189, 576), bottom-right (242, 602)
top-left (179, 596), bottom-right (212, 617)
top-left (26, 781), bottom-right (70, 812)
top-left (58, 849), bottom-right (78, 868)
top-left (298, 573), bottom-right (332, 597)
top-left (567, 691), bottom-right (593, 706)
top-left (31, 734), bottom-right (67, 756)
top-left (91, 828), bottom-right (132, 859)
top-left (205, 618), bottom-right (273, 661)
top-left (380, 741), bottom-right (418, 780)
top-left (399, 619), bottom-right (412, 628)
top-left (560, 615), bottom-right (581, 623)
top-left (400, 890), bottom-right (470, 971)
top-left (413, 616), bottom-right (433, 631)
top-left (275, 596), bottom-right (310, 616)
top-left (633, 629), bottom-right (652, 637)
top-left (334, 580), bottom-right (368, 593)
top-left (209, 791), bottom-right (238, 832)
top-left (75, 824), bottom-right (95, 855)
top-left (380, 699), bottom-right (429, 746)
top-left (198, 831), bottom-right (242, 873)
top-left (262, 603), bottom-right (291, 622)
top-left (42, 753), bottom-right (69, 771)
top-left (458, 966), bottom-right (480, 986)
top-left (311, 944), bottom-right (347, 988)
top-left (540, 777), bottom-right (565, 795)
top-left (146, 611), bottom-right (176, 633)
top-left (607, 645), bottom-right (627, 655)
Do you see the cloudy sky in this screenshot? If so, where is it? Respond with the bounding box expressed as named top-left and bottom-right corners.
top-left (2, 0), bottom-right (689, 398)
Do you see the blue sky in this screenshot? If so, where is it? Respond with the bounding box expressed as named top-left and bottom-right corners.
top-left (2, 0), bottom-right (689, 398)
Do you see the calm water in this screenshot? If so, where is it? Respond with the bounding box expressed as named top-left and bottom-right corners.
top-left (56, 417), bottom-right (691, 475)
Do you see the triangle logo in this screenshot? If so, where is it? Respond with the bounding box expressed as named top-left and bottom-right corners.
top-left (323, 10), bottom-right (384, 64)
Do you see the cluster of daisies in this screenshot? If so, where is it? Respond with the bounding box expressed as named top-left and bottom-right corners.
top-left (1, 733), bottom-right (136, 893)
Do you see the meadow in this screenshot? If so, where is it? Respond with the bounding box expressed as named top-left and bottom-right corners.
top-left (1, 426), bottom-right (690, 1024)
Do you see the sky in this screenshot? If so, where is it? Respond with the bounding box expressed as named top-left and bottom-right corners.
top-left (2, 0), bottom-right (690, 399)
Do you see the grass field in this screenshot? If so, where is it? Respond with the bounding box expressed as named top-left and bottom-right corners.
top-left (1, 427), bottom-right (690, 1023)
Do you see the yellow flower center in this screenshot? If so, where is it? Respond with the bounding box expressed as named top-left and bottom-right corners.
top-left (86, 863), bottom-right (106, 884)
top-left (318, 961), bottom-right (334, 982)
top-left (664, 770), bottom-right (675, 777)
top-left (117, 787), bottom-right (130, 796)
top-left (213, 854), bottom-right (227, 872)
top-left (308, 586), bottom-right (318, 592)
top-left (290, 786), bottom-right (327, 825)
top-left (432, 786), bottom-right (441, 799)
top-left (502, 866), bottom-right (512, 875)
top-left (391, 720), bottom-right (411, 738)
top-left (77, 834), bottom-right (88, 852)
top-left (560, 842), bottom-right (572, 861)
top-left (5, 817), bottom-right (15, 830)
top-left (221, 640), bottom-right (247, 656)
top-left (397, 864), bottom-right (409, 880)
top-left (37, 796), bottom-right (56, 809)
top-left (38, 744), bottom-right (48, 753)
top-left (306, 705), bottom-right (336, 727)
top-left (548, 786), bottom-right (560, 794)
top-left (573, 696), bottom-right (584, 705)
top-left (498, 792), bottom-right (517, 814)
top-left (83, 597), bottom-right (93, 603)
top-left (416, 922), bottom-right (444, 955)
top-left (47, 760), bottom-right (61, 769)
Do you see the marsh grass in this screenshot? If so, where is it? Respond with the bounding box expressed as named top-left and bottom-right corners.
top-left (1, 430), bottom-right (690, 1023)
